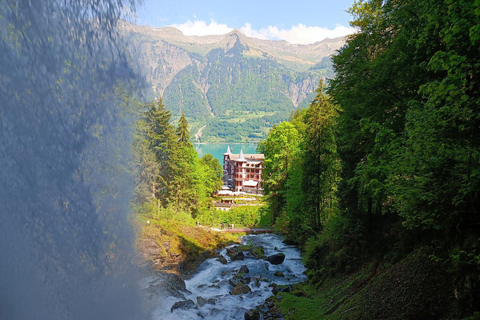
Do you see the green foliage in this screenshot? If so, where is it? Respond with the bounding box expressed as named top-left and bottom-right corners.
top-left (199, 154), bottom-right (223, 196)
top-left (259, 0), bottom-right (479, 316)
top-left (133, 97), bottom-right (215, 218)
top-left (259, 122), bottom-right (302, 224)
top-left (175, 111), bottom-right (191, 145)
top-left (302, 82), bottom-right (340, 229)
top-left (196, 205), bottom-right (266, 228)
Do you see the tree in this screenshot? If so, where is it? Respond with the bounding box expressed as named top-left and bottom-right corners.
top-left (176, 111), bottom-right (191, 145)
top-left (200, 154), bottom-right (223, 196)
top-left (303, 82), bottom-right (340, 230)
top-left (258, 122), bottom-right (301, 223)
top-left (143, 97), bottom-right (178, 205)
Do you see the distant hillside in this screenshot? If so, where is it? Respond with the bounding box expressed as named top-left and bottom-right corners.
top-left (122, 21), bottom-right (345, 142)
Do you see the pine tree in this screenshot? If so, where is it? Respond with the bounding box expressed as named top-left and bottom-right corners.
top-left (175, 111), bottom-right (191, 145)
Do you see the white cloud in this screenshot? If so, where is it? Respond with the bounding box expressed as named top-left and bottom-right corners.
top-left (171, 20), bottom-right (355, 44)
top-left (247, 24), bottom-right (355, 44)
top-left (172, 19), bottom-right (233, 36)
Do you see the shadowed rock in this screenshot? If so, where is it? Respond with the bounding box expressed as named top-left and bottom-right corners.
top-left (171, 299), bottom-right (195, 312)
top-left (264, 253), bottom-right (285, 265)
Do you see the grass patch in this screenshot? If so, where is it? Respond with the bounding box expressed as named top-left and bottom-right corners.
top-left (136, 209), bottom-right (239, 275)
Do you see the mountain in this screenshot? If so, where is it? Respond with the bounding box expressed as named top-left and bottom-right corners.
top-left (121, 21), bottom-right (345, 142)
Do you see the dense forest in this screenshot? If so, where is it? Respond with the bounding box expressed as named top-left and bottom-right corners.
top-left (260, 0), bottom-right (480, 318)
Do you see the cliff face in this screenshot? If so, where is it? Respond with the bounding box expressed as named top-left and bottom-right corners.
top-left (122, 21), bottom-right (345, 142)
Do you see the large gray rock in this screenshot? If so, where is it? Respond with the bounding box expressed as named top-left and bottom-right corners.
top-left (146, 273), bottom-right (191, 300)
top-left (232, 283), bottom-right (251, 295)
top-left (170, 299), bottom-right (195, 312)
top-left (264, 253), bottom-right (285, 265)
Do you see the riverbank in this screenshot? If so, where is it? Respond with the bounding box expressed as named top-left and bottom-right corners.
top-left (136, 217), bottom-right (239, 277)
top-left (270, 247), bottom-right (458, 320)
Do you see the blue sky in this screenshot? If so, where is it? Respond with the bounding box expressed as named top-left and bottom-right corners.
top-left (135, 0), bottom-right (356, 44)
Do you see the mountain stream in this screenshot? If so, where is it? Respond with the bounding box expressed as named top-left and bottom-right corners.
top-left (145, 233), bottom-right (306, 319)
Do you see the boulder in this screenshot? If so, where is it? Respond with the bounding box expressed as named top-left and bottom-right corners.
top-left (274, 271), bottom-right (285, 277)
top-left (238, 265), bottom-right (250, 274)
top-left (240, 277), bottom-right (251, 285)
top-left (226, 246), bottom-right (239, 258)
top-left (148, 273), bottom-right (191, 300)
top-left (244, 309), bottom-right (260, 320)
top-left (207, 298), bottom-right (216, 305)
top-left (229, 278), bottom-right (239, 287)
top-left (272, 285), bottom-right (291, 295)
top-left (197, 296), bottom-right (207, 307)
top-left (170, 299), bottom-right (194, 312)
top-left (217, 255), bottom-right (228, 264)
top-left (231, 251), bottom-right (245, 261)
top-left (165, 273), bottom-right (188, 292)
top-left (251, 246), bottom-right (265, 259)
top-left (232, 283), bottom-right (251, 295)
top-left (264, 253), bottom-right (285, 265)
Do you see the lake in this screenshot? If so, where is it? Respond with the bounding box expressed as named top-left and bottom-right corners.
top-left (194, 143), bottom-right (259, 164)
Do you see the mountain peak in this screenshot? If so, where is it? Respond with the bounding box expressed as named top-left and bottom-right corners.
top-left (227, 29), bottom-right (245, 36)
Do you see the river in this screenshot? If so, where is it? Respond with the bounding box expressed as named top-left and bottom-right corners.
top-left (146, 233), bottom-right (306, 319)
top-left (194, 143), bottom-right (259, 164)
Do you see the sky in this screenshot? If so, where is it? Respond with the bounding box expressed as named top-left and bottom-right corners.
top-left (134, 0), bottom-right (356, 44)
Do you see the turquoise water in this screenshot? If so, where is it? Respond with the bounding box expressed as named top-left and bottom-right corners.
top-left (194, 143), bottom-right (259, 164)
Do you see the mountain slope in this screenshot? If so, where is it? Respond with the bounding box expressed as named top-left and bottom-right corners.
top-left (122, 21), bottom-right (345, 142)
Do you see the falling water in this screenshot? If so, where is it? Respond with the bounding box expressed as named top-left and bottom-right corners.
top-left (0, 1), bottom-right (147, 319)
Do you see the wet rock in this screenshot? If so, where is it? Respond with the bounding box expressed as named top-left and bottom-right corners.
top-left (207, 298), bottom-right (216, 305)
top-left (272, 285), bottom-right (291, 295)
top-left (171, 299), bottom-right (195, 312)
top-left (221, 270), bottom-right (228, 276)
top-left (264, 253), bottom-right (285, 265)
top-left (217, 255), bottom-right (228, 264)
top-left (251, 246), bottom-right (265, 259)
top-left (232, 251), bottom-right (245, 261)
top-left (232, 283), bottom-right (251, 295)
top-left (274, 271), bottom-right (285, 277)
top-left (244, 309), bottom-right (260, 320)
top-left (240, 277), bottom-right (251, 285)
top-left (226, 246), bottom-right (239, 258)
top-left (238, 264), bottom-right (250, 274)
top-left (148, 273), bottom-right (191, 300)
top-left (197, 296), bottom-right (207, 307)
top-left (229, 278), bottom-right (239, 287)
top-left (165, 273), bottom-right (188, 291)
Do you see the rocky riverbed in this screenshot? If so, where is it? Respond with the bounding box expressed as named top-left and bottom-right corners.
top-left (142, 233), bottom-right (306, 319)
